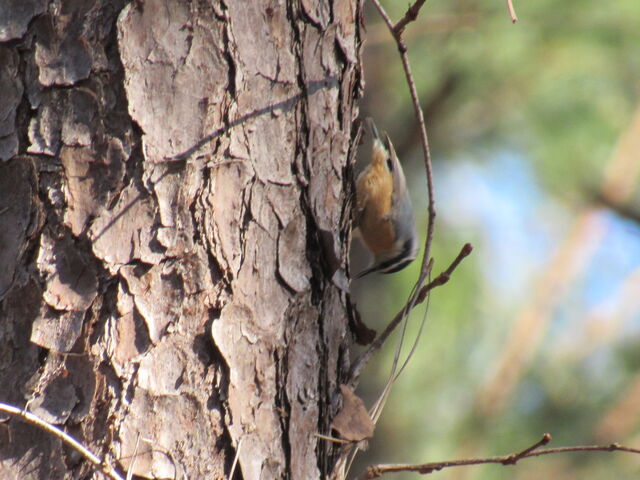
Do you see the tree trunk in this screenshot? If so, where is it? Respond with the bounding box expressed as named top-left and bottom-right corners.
top-left (0, 1), bottom-right (362, 478)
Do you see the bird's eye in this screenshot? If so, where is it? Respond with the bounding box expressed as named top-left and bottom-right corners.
top-left (386, 157), bottom-right (394, 171)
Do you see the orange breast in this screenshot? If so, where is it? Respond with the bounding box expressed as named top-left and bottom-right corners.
top-left (356, 159), bottom-right (394, 255)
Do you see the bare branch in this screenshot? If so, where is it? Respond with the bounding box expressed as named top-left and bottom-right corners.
top-left (345, 0), bottom-right (470, 475)
top-left (229, 436), bottom-right (244, 479)
top-left (314, 432), bottom-right (352, 445)
top-left (348, 243), bottom-right (472, 386)
top-left (360, 433), bottom-right (640, 478)
top-left (356, 0), bottom-right (442, 382)
top-left (502, 432), bottom-right (551, 464)
top-left (393, 0), bottom-right (429, 36)
top-left (0, 402), bottom-right (124, 480)
top-left (506, 0), bottom-right (519, 23)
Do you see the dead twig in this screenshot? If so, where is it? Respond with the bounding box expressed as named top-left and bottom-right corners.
top-left (348, 243), bottom-right (472, 386)
top-left (393, 0), bottom-right (429, 36)
top-left (351, 0), bottom-right (438, 388)
top-left (314, 432), bottom-right (352, 445)
top-left (229, 436), bottom-right (243, 479)
top-left (0, 402), bottom-right (124, 480)
top-left (125, 433), bottom-right (141, 480)
top-left (506, 0), bottom-right (519, 23)
top-left (360, 433), bottom-right (640, 478)
top-left (344, 1), bottom-right (468, 476)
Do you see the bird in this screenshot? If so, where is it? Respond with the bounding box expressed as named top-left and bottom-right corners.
top-left (354, 118), bottom-right (418, 278)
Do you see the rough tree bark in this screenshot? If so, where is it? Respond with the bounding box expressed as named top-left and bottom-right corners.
top-left (0, 0), bottom-right (363, 479)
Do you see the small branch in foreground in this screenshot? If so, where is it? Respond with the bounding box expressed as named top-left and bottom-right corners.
top-left (503, 432), bottom-right (551, 464)
top-left (229, 436), bottom-right (244, 480)
top-left (360, 433), bottom-right (640, 479)
top-left (348, 243), bottom-right (472, 386)
top-left (314, 432), bottom-right (352, 445)
top-left (0, 402), bottom-right (124, 480)
top-left (393, 0), bottom-right (428, 36)
top-left (506, 0), bottom-right (519, 23)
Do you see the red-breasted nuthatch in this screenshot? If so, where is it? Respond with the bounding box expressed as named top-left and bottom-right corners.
top-left (354, 118), bottom-right (418, 278)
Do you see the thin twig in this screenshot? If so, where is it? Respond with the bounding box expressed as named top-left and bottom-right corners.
top-left (503, 432), bottom-right (552, 464)
top-left (348, 243), bottom-right (472, 386)
top-left (398, 41), bottom-right (437, 283)
top-left (360, 433), bottom-right (640, 478)
top-left (229, 436), bottom-right (243, 480)
top-left (0, 402), bottom-right (124, 480)
top-left (393, 0), bottom-right (429, 36)
top-left (314, 432), bottom-right (352, 445)
top-left (126, 433), bottom-right (141, 480)
top-left (348, 0), bottom-right (442, 389)
top-left (506, 0), bottom-right (518, 23)
top-left (344, 1), bottom-right (452, 476)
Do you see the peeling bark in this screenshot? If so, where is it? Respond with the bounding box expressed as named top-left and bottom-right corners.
top-left (0, 1), bottom-right (362, 479)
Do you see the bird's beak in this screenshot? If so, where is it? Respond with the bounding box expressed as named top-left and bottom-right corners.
top-left (366, 117), bottom-right (380, 141)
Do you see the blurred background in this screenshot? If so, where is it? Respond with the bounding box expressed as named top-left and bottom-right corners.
top-left (350, 0), bottom-right (640, 478)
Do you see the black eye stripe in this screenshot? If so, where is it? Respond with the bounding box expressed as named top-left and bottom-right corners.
top-left (373, 239), bottom-right (417, 274)
top-left (380, 258), bottom-right (413, 274)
